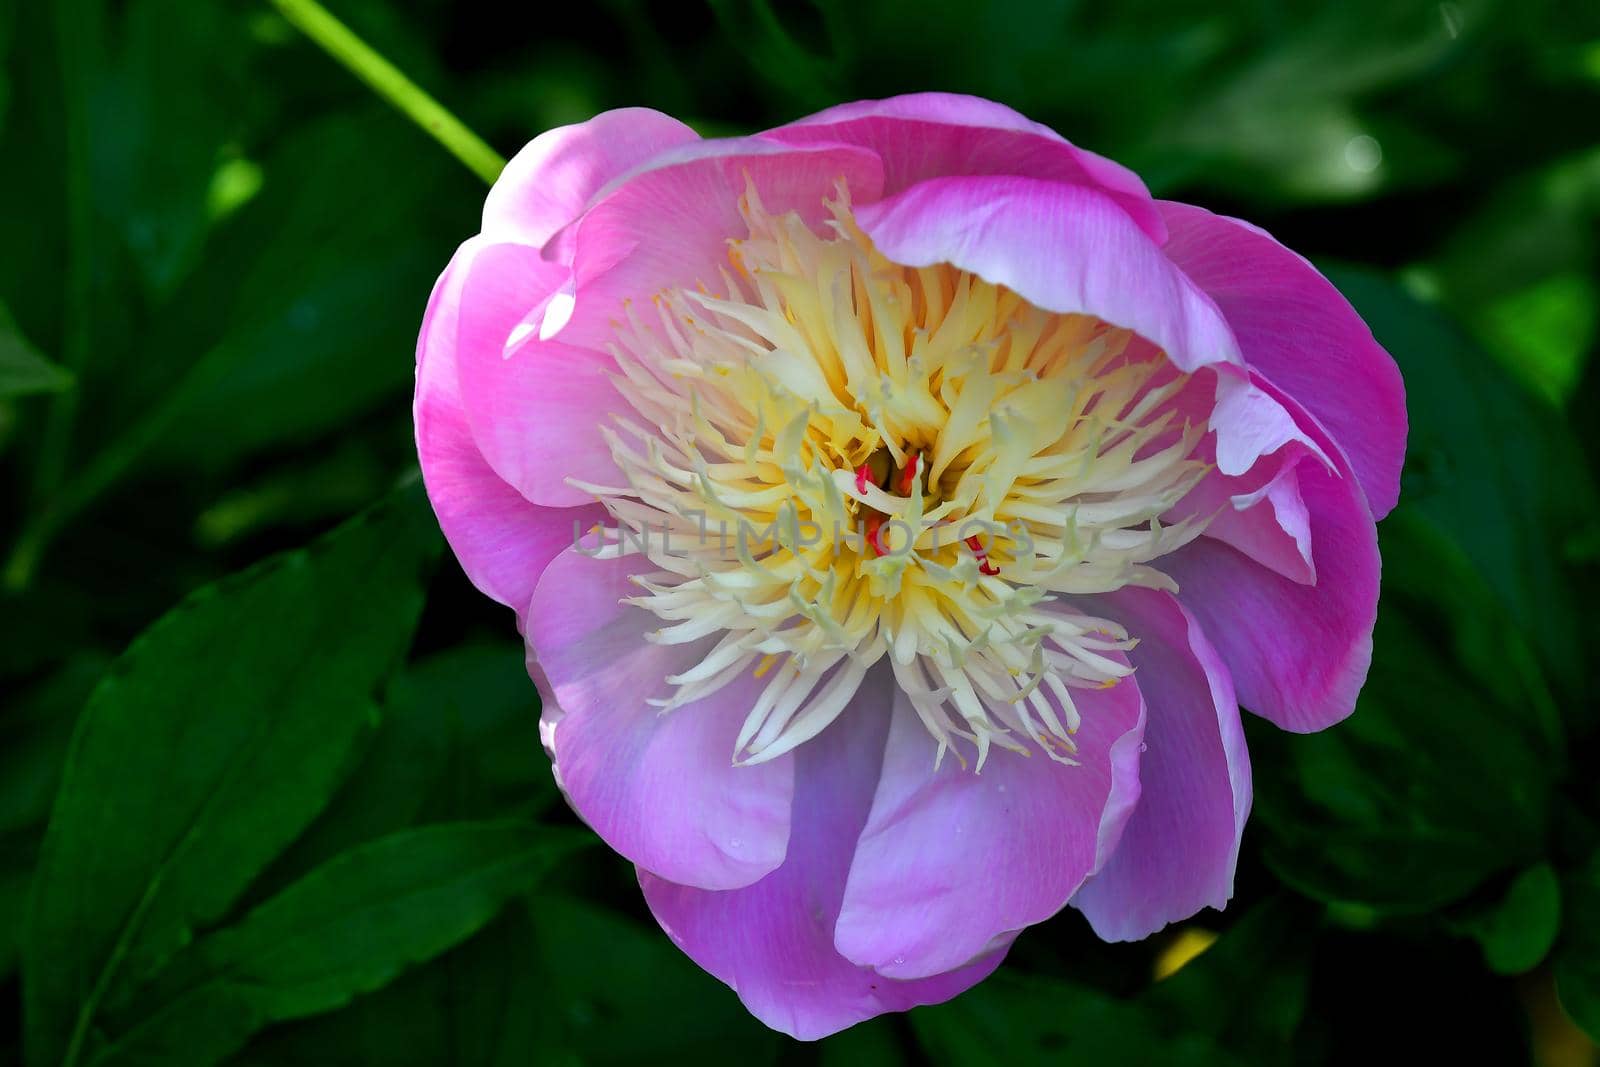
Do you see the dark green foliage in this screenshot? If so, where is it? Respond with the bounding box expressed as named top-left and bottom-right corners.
top-left (23, 487), bottom-right (440, 1066)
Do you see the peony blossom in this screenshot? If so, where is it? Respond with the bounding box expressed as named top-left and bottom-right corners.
top-left (414, 94), bottom-right (1405, 1038)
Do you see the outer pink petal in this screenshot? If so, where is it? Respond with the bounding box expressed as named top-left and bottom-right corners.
top-left (854, 176), bottom-right (1241, 373)
top-left (1165, 373), bottom-right (1381, 733)
top-left (1158, 200), bottom-right (1407, 519)
top-left (638, 667), bottom-right (1007, 1041)
top-left (451, 241), bottom-right (627, 507)
top-left (415, 237), bottom-right (605, 611)
top-left (764, 92), bottom-right (1166, 244)
top-left (481, 108), bottom-right (700, 248)
top-left (833, 659), bottom-right (1146, 981)
top-left (527, 548), bottom-right (794, 891)
top-left (1072, 588), bottom-right (1251, 941)
top-left (457, 141), bottom-right (885, 508)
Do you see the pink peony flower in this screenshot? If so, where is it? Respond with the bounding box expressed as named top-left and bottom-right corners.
top-left (414, 94), bottom-right (1406, 1038)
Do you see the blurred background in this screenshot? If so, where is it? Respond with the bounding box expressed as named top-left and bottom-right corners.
top-left (2, 1), bottom-right (1599, 1063)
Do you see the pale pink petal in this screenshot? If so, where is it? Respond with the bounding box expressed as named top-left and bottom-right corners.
top-left (1158, 200), bottom-right (1407, 518)
top-left (639, 667), bottom-right (1007, 1040)
top-left (833, 658), bottom-right (1146, 980)
top-left (481, 108), bottom-right (700, 248)
top-left (1072, 588), bottom-right (1251, 941)
top-left (451, 241), bottom-right (627, 507)
top-left (764, 91), bottom-right (1166, 243)
top-left (854, 176), bottom-right (1241, 373)
top-left (527, 548), bottom-right (794, 891)
top-left (1165, 373), bottom-right (1381, 733)
top-left (415, 237), bottom-right (605, 610)
top-left (1207, 370), bottom-right (1330, 477)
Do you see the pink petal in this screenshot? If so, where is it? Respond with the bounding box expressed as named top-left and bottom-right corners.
top-left (1208, 370), bottom-right (1330, 477)
top-left (854, 176), bottom-right (1241, 373)
top-left (481, 108), bottom-right (700, 248)
top-left (550, 136), bottom-right (886, 351)
top-left (1186, 460), bottom-right (1318, 585)
top-left (834, 658), bottom-right (1146, 980)
top-left (1158, 200), bottom-right (1407, 519)
top-left (527, 548), bottom-right (794, 891)
top-left (764, 91), bottom-right (1166, 244)
top-left (415, 237), bottom-right (605, 611)
top-left (1165, 373), bottom-right (1381, 733)
top-left (639, 667), bottom-right (1007, 1040)
top-left (451, 241), bottom-right (629, 507)
top-left (457, 141), bottom-right (885, 508)
top-left (1072, 588), bottom-right (1251, 941)
top-left (1169, 371), bottom-right (1331, 586)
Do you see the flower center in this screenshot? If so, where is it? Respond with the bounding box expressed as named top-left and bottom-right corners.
top-left (572, 183), bottom-right (1211, 768)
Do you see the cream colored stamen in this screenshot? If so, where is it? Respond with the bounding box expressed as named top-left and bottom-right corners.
top-left (570, 182), bottom-right (1210, 769)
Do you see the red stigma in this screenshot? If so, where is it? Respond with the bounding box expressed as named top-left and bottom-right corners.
top-left (855, 464), bottom-right (873, 496)
top-left (899, 452), bottom-right (921, 495)
top-left (865, 514), bottom-right (889, 557)
top-left (965, 534), bottom-right (1001, 576)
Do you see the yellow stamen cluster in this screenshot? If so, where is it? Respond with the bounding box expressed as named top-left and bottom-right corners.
top-left (572, 183), bottom-right (1210, 769)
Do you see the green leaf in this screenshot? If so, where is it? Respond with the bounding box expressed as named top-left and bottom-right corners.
top-left (237, 684), bottom-right (454, 910)
top-left (1417, 149), bottom-right (1600, 405)
top-left (92, 0), bottom-right (261, 296)
top-left (392, 642), bottom-right (554, 816)
top-left (1324, 262), bottom-right (1596, 707)
top-left (1555, 852), bottom-right (1600, 1042)
top-left (0, 303), bottom-right (71, 397)
top-left (913, 900), bottom-right (1311, 1066)
top-left (1147, 897), bottom-right (1313, 1055)
top-left (1249, 607), bottom-right (1552, 913)
top-left (89, 821), bottom-right (583, 1067)
top-left (818, 1021), bottom-right (907, 1067)
top-left (22, 484), bottom-right (440, 1067)
top-left (129, 108), bottom-right (479, 474)
top-left (0, 0), bottom-right (74, 363)
top-left (914, 970), bottom-right (1241, 1066)
top-left (244, 640), bottom-right (550, 909)
top-left (227, 886), bottom-right (777, 1066)
top-left (0, 834), bottom-right (37, 978)
top-left (192, 436), bottom-right (396, 549)
top-left (706, 0), bottom-right (847, 109)
top-left (1, 107), bottom-right (480, 585)
top-left (226, 905), bottom-right (560, 1067)
top-left (526, 893), bottom-right (782, 1064)
top-left (0, 659), bottom-right (94, 979)
top-left (1460, 865), bottom-right (1562, 975)
top-left (0, 656), bottom-right (103, 839)
top-left (0, 0), bottom-right (13, 134)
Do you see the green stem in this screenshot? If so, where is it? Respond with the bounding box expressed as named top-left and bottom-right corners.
top-left (268, 0), bottom-right (505, 185)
